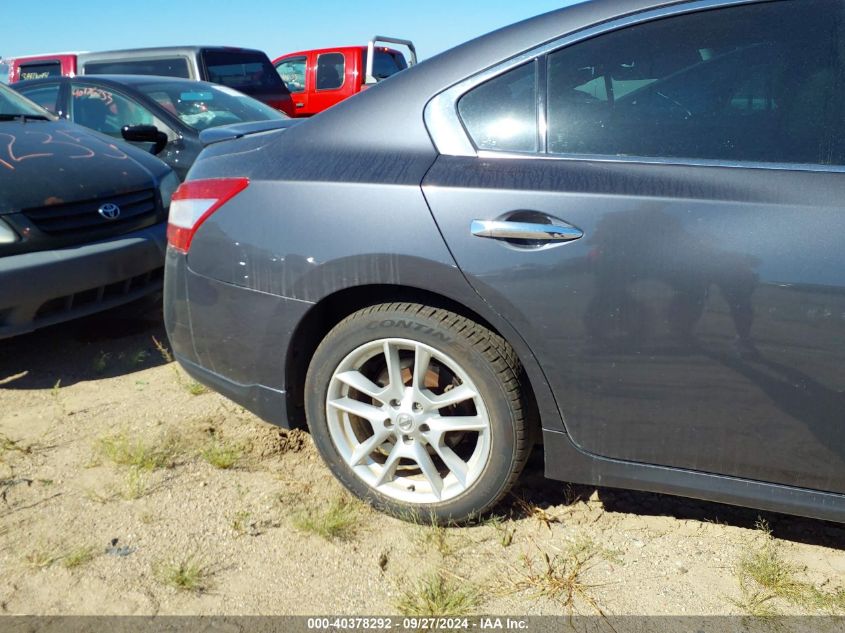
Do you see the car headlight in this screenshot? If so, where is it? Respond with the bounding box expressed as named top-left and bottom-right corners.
top-left (158, 171), bottom-right (181, 211)
top-left (0, 218), bottom-right (18, 244)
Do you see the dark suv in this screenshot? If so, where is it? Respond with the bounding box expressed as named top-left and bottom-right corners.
top-left (165, 0), bottom-right (845, 524)
top-left (0, 84), bottom-right (178, 338)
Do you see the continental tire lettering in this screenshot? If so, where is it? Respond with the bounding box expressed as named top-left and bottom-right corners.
top-left (365, 319), bottom-right (452, 343)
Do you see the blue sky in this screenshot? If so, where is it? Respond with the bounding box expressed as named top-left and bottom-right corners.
top-left (1, 1), bottom-right (577, 63)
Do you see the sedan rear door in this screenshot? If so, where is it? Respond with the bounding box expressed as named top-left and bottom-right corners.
top-left (422, 0), bottom-right (845, 493)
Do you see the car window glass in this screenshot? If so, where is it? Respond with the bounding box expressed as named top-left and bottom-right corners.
top-left (362, 50), bottom-right (408, 80)
top-left (202, 50), bottom-right (286, 91)
top-left (139, 82), bottom-right (284, 131)
top-left (316, 53), bottom-right (345, 91)
top-left (84, 58), bottom-right (191, 78)
top-left (18, 62), bottom-right (62, 81)
top-left (276, 57), bottom-right (307, 93)
top-left (70, 84), bottom-right (164, 137)
top-left (19, 84), bottom-right (60, 114)
top-left (458, 61), bottom-right (538, 153)
top-left (546, 0), bottom-right (845, 165)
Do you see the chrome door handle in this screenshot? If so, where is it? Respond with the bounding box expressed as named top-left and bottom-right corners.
top-left (470, 219), bottom-right (583, 242)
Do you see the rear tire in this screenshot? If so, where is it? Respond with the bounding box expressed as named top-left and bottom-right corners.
top-left (304, 303), bottom-right (532, 523)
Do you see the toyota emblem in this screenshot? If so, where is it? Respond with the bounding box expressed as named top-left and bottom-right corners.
top-left (98, 203), bottom-right (121, 220)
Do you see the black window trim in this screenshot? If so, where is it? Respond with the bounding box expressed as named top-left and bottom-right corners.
top-left (425, 0), bottom-right (845, 174)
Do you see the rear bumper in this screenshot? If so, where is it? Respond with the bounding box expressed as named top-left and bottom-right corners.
top-left (164, 248), bottom-right (311, 428)
top-left (176, 353), bottom-right (290, 427)
top-left (0, 223), bottom-right (167, 339)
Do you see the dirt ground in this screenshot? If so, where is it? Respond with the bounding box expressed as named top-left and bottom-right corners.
top-left (1, 307), bottom-right (845, 623)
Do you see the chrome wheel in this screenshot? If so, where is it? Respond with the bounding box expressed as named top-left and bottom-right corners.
top-left (325, 338), bottom-right (492, 504)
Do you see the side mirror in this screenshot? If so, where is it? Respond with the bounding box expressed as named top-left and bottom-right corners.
top-left (121, 124), bottom-right (168, 155)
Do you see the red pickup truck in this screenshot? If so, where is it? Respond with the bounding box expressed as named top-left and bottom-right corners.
top-left (273, 37), bottom-right (416, 117)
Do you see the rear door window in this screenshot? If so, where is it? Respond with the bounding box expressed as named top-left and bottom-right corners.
top-left (545, 0), bottom-right (845, 165)
top-left (18, 62), bottom-right (62, 81)
top-left (84, 58), bottom-right (191, 78)
top-left (316, 53), bottom-right (345, 90)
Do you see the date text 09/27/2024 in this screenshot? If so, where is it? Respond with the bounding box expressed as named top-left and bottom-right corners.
top-left (305, 617), bottom-right (529, 631)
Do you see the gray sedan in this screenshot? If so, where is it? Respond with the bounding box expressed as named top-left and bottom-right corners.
top-left (164, 0), bottom-right (845, 523)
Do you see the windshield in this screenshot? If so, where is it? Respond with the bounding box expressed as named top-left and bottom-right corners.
top-left (0, 83), bottom-right (52, 117)
top-left (136, 80), bottom-right (286, 131)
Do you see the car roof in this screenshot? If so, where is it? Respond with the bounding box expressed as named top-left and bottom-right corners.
top-left (78, 46), bottom-right (266, 60)
top-left (15, 75), bottom-right (221, 88)
top-left (280, 0), bottom-right (689, 152)
top-left (273, 45), bottom-right (402, 61)
top-left (11, 52), bottom-right (87, 61)
top-left (76, 74), bottom-right (220, 87)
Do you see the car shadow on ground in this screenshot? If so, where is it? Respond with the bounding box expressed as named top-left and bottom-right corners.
top-left (505, 448), bottom-right (845, 550)
top-left (0, 301), bottom-right (169, 391)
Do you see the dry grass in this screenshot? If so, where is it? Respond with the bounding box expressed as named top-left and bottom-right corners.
top-left (24, 541), bottom-right (97, 570)
top-left (396, 571), bottom-right (479, 616)
top-left (201, 441), bottom-right (243, 470)
top-left (231, 510), bottom-right (252, 537)
top-left (92, 351), bottom-right (110, 374)
top-left (486, 515), bottom-right (517, 547)
top-left (24, 544), bottom-right (63, 569)
top-left (733, 519), bottom-right (845, 616)
top-left (152, 336), bottom-right (173, 363)
top-left (506, 539), bottom-right (608, 616)
top-left (512, 496), bottom-right (562, 530)
top-left (62, 545), bottom-right (98, 569)
top-left (414, 514), bottom-right (463, 557)
top-left (184, 381), bottom-right (209, 396)
top-left (152, 336), bottom-right (207, 395)
top-left (97, 431), bottom-right (183, 471)
top-left (0, 432), bottom-right (35, 456)
top-left (121, 467), bottom-right (151, 500)
top-left (155, 556), bottom-right (213, 593)
top-left (130, 349), bottom-right (150, 366)
top-left (292, 496), bottom-right (361, 541)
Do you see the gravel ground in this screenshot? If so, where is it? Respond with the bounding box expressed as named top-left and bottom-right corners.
top-left (1, 308), bottom-right (845, 622)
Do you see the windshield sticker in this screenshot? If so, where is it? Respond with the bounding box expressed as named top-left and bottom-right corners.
top-left (21, 71), bottom-right (53, 81)
top-left (180, 91), bottom-right (215, 102)
top-left (72, 87), bottom-right (115, 107)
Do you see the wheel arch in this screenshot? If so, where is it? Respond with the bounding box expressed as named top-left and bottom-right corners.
top-left (284, 282), bottom-right (563, 440)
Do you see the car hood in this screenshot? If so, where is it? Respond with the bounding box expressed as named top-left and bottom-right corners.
top-left (0, 119), bottom-right (168, 215)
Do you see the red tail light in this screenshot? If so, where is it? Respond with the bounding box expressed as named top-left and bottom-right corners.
top-left (167, 178), bottom-right (249, 253)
